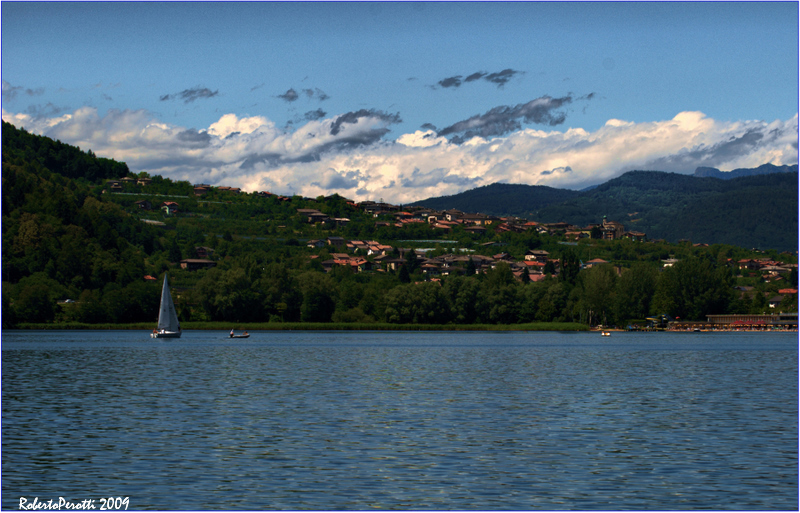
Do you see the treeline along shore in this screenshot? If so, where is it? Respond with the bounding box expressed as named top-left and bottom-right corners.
top-left (9, 322), bottom-right (589, 332)
top-left (2, 121), bottom-right (797, 330)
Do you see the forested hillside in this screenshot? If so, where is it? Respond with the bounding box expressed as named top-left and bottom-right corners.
top-left (411, 182), bottom-right (580, 216)
top-left (694, 163), bottom-right (798, 179)
top-left (536, 170), bottom-right (799, 251)
top-left (2, 122), bottom-right (796, 329)
top-left (413, 168), bottom-right (799, 251)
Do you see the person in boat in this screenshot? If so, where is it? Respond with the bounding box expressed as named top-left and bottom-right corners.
top-left (243, 330), bottom-right (248, 336)
top-left (230, 329), bottom-right (234, 337)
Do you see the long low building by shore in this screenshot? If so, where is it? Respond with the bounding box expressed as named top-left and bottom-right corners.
top-left (670, 313), bottom-right (798, 331)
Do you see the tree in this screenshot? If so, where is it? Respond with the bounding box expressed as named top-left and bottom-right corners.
top-left (398, 264), bottom-right (411, 283)
top-left (13, 283), bottom-right (56, 323)
top-left (536, 281), bottom-right (568, 322)
top-left (297, 271), bottom-right (337, 322)
top-left (446, 277), bottom-right (481, 324)
top-left (168, 238), bottom-right (182, 263)
top-left (195, 267), bottom-right (261, 322)
top-left (465, 257), bottom-right (477, 276)
top-left (613, 263), bottom-right (658, 321)
top-left (578, 264), bottom-right (617, 326)
top-left (751, 291), bottom-right (767, 314)
top-left (559, 249), bottom-right (580, 285)
top-left (520, 265), bottom-right (530, 284)
top-left (405, 249), bottom-right (420, 274)
top-left (652, 257), bottom-right (733, 320)
top-left (384, 283), bottom-right (451, 324)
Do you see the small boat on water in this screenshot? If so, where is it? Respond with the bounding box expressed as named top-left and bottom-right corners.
top-left (601, 331), bottom-right (611, 337)
top-left (229, 330), bottom-right (250, 339)
top-left (151, 274), bottom-right (181, 339)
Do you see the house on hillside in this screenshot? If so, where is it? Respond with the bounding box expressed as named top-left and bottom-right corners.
top-left (524, 249), bottom-right (550, 263)
top-left (327, 236), bottom-right (346, 248)
top-left (161, 202), bottom-right (179, 215)
top-left (623, 230), bottom-right (647, 242)
top-left (601, 217), bottom-right (625, 240)
top-left (461, 213), bottom-right (491, 226)
top-left (297, 209), bottom-right (322, 221)
top-left (374, 255), bottom-right (405, 272)
top-left (134, 200), bottom-right (152, 210)
top-left (584, 258), bottom-right (609, 269)
top-left (662, 258), bottom-right (679, 267)
top-left (768, 295), bottom-right (785, 309)
top-left (194, 246), bottom-right (214, 259)
top-left (180, 259), bottom-right (216, 270)
top-left (737, 259), bottom-right (761, 271)
top-left (444, 209), bottom-right (464, 222)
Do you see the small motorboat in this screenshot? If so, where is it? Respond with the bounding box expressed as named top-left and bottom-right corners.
top-left (601, 331), bottom-right (611, 337)
top-left (229, 330), bottom-right (250, 339)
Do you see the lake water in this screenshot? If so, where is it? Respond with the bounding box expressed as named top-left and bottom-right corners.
top-left (2, 330), bottom-right (797, 510)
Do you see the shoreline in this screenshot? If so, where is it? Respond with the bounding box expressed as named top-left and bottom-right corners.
top-left (6, 321), bottom-right (590, 332)
top-left (6, 323), bottom-right (796, 333)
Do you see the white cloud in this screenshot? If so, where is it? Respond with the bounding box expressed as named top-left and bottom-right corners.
top-left (3, 107), bottom-right (797, 204)
top-left (207, 113), bottom-right (274, 138)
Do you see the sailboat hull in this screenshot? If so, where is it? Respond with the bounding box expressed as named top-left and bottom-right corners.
top-left (151, 331), bottom-right (181, 339)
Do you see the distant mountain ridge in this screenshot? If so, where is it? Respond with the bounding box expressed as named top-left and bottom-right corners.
top-left (409, 182), bottom-right (580, 216)
top-left (411, 165), bottom-right (798, 251)
top-left (693, 163), bottom-right (798, 179)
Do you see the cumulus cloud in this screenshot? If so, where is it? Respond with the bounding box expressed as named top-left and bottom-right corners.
top-left (434, 69), bottom-right (523, 89)
top-left (329, 109), bottom-right (401, 137)
top-left (3, 106), bottom-right (796, 205)
top-left (160, 87), bottom-right (219, 103)
top-left (302, 88), bottom-right (330, 101)
top-left (311, 168), bottom-right (364, 189)
top-left (437, 75), bottom-right (464, 89)
top-left (2, 80), bottom-right (44, 101)
top-left (438, 95), bottom-right (574, 143)
top-left (25, 102), bottom-right (70, 118)
top-left (277, 88), bottom-right (299, 102)
top-left (278, 87), bottom-right (329, 103)
top-left (399, 167), bottom-right (481, 188)
top-left (484, 69), bottom-right (521, 87)
top-left (304, 109), bottom-right (327, 121)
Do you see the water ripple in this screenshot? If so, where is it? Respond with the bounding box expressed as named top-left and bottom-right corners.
top-left (2, 330), bottom-right (797, 510)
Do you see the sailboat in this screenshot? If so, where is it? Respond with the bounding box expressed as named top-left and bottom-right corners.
top-left (151, 274), bottom-right (182, 338)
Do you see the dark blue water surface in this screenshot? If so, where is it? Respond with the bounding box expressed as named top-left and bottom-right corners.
top-left (2, 330), bottom-right (797, 510)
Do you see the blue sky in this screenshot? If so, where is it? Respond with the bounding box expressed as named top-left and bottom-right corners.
top-left (2, 1), bottom-right (798, 203)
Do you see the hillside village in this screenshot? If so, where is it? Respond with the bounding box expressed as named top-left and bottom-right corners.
top-left (6, 119), bottom-right (797, 329)
top-left (119, 180), bottom-right (798, 306)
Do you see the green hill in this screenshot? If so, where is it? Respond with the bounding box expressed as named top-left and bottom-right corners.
top-left (2, 121), bottom-right (796, 328)
top-left (411, 168), bottom-right (798, 251)
top-left (535, 170), bottom-right (798, 251)
top-left (409, 182), bottom-right (580, 216)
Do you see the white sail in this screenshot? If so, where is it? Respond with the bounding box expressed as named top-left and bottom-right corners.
top-left (154, 274), bottom-right (181, 337)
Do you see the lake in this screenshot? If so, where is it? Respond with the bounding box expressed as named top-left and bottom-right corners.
top-left (2, 330), bottom-right (797, 510)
